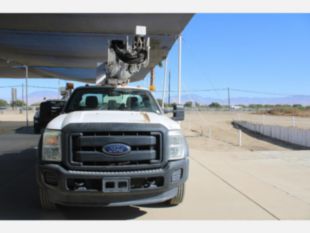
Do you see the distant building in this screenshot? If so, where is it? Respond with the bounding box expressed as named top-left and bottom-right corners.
top-left (231, 105), bottom-right (243, 110)
top-left (11, 88), bottom-right (17, 103)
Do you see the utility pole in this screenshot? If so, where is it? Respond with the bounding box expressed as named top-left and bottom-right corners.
top-left (168, 70), bottom-right (171, 105)
top-left (178, 34), bottom-right (182, 104)
top-left (22, 83), bottom-right (24, 102)
top-left (58, 79), bottom-right (61, 99)
top-left (227, 87), bottom-right (231, 111)
top-left (161, 59), bottom-right (168, 108)
top-left (25, 65), bottom-right (29, 127)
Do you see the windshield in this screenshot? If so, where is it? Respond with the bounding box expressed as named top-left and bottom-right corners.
top-left (65, 88), bottom-right (161, 114)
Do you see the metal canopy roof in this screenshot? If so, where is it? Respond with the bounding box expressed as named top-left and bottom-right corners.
top-left (0, 14), bottom-right (193, 83)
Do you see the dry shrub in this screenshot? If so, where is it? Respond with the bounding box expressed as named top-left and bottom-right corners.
top-left (257, 107), bottom-right (310, 117)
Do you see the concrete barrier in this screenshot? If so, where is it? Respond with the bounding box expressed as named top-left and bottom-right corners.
top-left (233, 121), bottom-right (310, 148)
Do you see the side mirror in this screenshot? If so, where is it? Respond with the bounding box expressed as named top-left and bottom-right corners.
top-left (51, 106), bottom-right (63, 114)
top-left (164, 108), bottom-right (172, 114)
top-left (172, 104), bottom-right (185, 121)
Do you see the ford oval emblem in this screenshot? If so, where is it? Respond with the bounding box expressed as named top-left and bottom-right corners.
top-left (103, 143), bottom-right (131, 156)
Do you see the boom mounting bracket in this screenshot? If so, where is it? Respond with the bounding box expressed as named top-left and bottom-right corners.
top-left (96, 25), bottom-right (150, 86)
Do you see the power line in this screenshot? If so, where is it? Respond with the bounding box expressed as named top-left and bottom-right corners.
top-left (155, 88), bottom-right (227, 93)
top-left (28, 85), bottom-right (58, 90)
top-left (230, 88), bottom-right (294, 96)
top-left (0, 85), bottom-right (58, 89)
top-left (155, 87), bottom-right (296, 96)
top-left (0, 85), bottom-right (21, 88)
top-left (0, 85), bottom-right (301, 97)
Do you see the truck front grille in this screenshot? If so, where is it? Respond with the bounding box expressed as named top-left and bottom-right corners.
top-left (70, 131), bottom-right (162, 167)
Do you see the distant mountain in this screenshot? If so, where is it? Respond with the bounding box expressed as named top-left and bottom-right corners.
top-left (229, 95), bottom-right (310, 106)
top-left (170, 94), bottom-right (310, 106)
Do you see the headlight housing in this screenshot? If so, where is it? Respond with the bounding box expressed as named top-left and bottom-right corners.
top-left (42, 129), bottom-right (62, 162)
top-left (168, 130), bottom-right (187, 161)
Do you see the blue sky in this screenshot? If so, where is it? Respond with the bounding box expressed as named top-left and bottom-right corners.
top-left (1, 14), bottom-right (310, 102)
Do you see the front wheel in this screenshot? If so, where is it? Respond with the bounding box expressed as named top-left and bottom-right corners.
top-left (39, 187), bottom-right (56, 210)
top-left (166, 184), bottom-right (185, 206)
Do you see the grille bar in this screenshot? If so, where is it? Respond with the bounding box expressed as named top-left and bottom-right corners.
top-left (68, 168), bottom-right (164, 175)
top-left (76, 150), bottom-right (157, 162)
top-left (76, 135), bottom-right (156, 147)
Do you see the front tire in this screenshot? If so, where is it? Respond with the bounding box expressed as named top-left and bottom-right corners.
top-left (167, 184), bottom-right (185, 206)
top-left (39, 187), bottom-right (56, 210)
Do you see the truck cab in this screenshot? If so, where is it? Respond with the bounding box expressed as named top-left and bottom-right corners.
top-left (37, 85), bottom-right (189, 209)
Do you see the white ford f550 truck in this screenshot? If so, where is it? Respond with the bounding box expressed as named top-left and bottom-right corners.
top-left (37, 85), bottom-right (189, 209)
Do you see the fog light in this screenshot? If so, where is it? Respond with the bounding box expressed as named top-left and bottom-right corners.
top-left (44, 171), bottom-right (58, 186)
top-left (171, 169), bottom-right (182, 182)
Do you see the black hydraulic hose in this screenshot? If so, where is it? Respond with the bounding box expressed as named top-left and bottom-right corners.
top-left (111, 40), bottom-right (147, 64)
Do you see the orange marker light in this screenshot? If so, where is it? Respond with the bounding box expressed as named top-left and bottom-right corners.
top-left (149, 85), bottom-right (156, 91)
top-left (44, 136), bottom-right (59, 145)
top-left (66, 82), bottom-right (74, 90)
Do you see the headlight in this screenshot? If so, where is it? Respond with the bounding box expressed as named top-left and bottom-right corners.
top-left (42, 129), bottom-right (62, 162)
top-left (168, 130), bottom-right (187, 160)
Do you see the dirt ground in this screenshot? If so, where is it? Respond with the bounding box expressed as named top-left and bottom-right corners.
top-left (181, 110), bottom-right (301, 152)
top-left (0, 110), bottom-right (34, 135)
top-left (0, 109), bottom-right (35, 122)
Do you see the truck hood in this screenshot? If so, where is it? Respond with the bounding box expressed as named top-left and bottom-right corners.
top-left (46, 110), bottom-right (181, 131)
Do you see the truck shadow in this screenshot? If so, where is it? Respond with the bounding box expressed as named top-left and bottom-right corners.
top-left (0, 148), bottom-right (147, 220)
top-left (15, 126), bottom-right (35, 135)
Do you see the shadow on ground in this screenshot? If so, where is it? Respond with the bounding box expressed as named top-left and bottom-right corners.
top-left (0, 121), bottom-right (29, 135)
top-left (232, 122), bottom-right (310, 150)
top-left (0, 148), bottom-right (148, 220)
top-left (15, 126), bottom-right (35, 135)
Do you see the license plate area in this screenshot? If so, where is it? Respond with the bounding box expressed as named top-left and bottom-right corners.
top-left (102, 177), bottom-right (130, 193)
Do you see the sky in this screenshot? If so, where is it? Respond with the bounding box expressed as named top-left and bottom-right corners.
top-left (1, 14), bottom-right (310, 102)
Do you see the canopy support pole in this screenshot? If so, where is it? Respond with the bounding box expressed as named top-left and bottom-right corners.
top-left (24, 65), bottom-right (29, 127)
top-left (178, 34), bottom-right (182, 104)
top-left (161, 59), bottom-right (168, 108)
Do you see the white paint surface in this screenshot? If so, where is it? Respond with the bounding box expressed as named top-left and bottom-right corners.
top-left (47, 110), bottom-right (181, 131)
